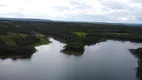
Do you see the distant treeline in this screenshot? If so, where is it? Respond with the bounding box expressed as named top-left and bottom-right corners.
top-left (0, 20), bottom-right (142, 45)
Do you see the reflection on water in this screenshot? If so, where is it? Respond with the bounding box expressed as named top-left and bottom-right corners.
top-left (0, 38), bottom-right (141, 80)
top-left (0, 54), bottom-right (33, 60)
top-left (61, 47), bottom-right (84, 56)
top-left (0, 50), bottom-right (35, 60)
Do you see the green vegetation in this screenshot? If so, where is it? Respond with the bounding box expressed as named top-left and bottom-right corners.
top-left (0, 35), bottom-right (17, 47)
top-left (34, 37), bottom-right (50, 46)
top-left (73, 32), bottom-right (87, 38)
top-left (130, 48), bottom-right (142, 80)
top-left (33, 33), bottom-right (50, 46)
top-left (65, 32), bottom-right (86, 49)
top-left (0, 19), bottom-right (142, 57)
top-left (107, 33), bottom-right (142, 41)
top-left (61, 32), bottom-right (86, 55)
top-left (61, 48), bottom-right (84, 56)
top-left (0, 20), bottom-right (142, 44)
top-left (0, 32), bottom-right (50, 59)
top-left (0, 46), bottom-right (36, 59)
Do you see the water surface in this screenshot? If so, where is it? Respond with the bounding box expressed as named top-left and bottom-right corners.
top-left (0, 38), bottom-right (142, 80)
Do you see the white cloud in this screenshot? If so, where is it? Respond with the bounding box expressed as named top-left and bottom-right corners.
top-left (118, 16), bottom-right (137, 21)
top-left (0, 0), bottom-right (141, 23)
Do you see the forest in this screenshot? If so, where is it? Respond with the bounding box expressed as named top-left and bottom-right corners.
top-left (0, 19), bottom-right (142, 57)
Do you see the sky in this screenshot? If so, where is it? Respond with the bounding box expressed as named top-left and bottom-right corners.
top-left (0, 0), bottom-right (142, 23)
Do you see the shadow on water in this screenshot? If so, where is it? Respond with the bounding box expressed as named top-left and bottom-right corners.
top-left (0, 49), bottom-right (36, 60)
top-left (0, 54), bottom-right (33, 60)
top-left (61, 47), bottom-right (85, 56)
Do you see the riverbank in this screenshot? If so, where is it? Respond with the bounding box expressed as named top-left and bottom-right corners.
top-left (130, 48), bottom-right (142, 80)
top-left (0, 32), bottom-right (50, 59)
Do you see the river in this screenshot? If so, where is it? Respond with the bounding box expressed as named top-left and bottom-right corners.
top-left (0, 38), bottom-right (142, 80)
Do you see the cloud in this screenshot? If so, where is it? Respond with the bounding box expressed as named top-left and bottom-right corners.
top-left (0, 0), bottom-right (142, 23)
top-left (118, 16), bottom-right (137, 21)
